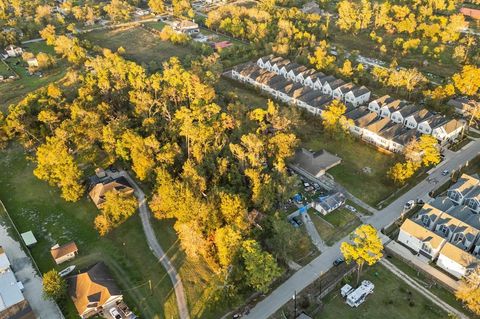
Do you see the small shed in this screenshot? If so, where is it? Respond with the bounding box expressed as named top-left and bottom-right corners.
top-left (20, 231), bottom-right (37, 247)
top-left (50, 242), bottom-right (79, 265)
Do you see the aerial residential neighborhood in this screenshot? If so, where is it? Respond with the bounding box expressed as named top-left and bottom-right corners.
top-left (0, 0), bottom-right (479, 318)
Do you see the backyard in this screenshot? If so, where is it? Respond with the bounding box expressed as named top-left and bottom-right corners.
top-left (0, 41), bottom-right (67, 111)
top-left (0, 146), bottom-right (179, 319)
top-left (316, 263), bottom-right (448, 319)
top-left (309, 208), bottom-right (361, 246)
top-left (81, 26), bottom-right (191, 71)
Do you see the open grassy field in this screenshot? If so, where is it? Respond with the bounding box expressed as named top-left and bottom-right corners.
top-left (316, 263), bottom-right (448, 319)
top-left (0, 146), bottom-right (179, 319)
top-left (216, 77), bottom-right (270, 109)
top-left (0, 60), bottom-right (14, 77)
top-left (81, 27), bottom-right (191, 70)
top-left (0, 42), bottom-right (67, 111)
top-left (309, 208), bottom-right (361, 245)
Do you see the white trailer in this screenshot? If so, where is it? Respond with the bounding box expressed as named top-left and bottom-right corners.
top-left (340, 284), bottom-right (354, 297)
top-left (346, 280), bottom-right (374, 307)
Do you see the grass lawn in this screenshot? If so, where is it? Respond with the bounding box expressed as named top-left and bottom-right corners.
top-left (309, 208), bottom-right (361, 246)
top-left (0, 42), bottom-right (67, 111)
top-left (386, 256), bottom-right (474, 317)
top-left (317, 263), bottom-right (448, 319)
top-left (0, 60), bottom-right (14, 77)
top-left (81, 27), bottom-right (191, 71)
top-left (297, 121), bottom-right (400, 206)
top-left (0, 146), bottom-right (179, 319)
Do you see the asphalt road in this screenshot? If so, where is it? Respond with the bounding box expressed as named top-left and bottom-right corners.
top-left (115, 171), bottom-right (190, 319)
top-left (245, 140), bottom-right (480, 319)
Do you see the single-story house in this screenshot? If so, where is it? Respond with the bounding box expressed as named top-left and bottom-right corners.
top-left (312, 192), bottom-right (346, 215)
top-left (68, 262), bottom-right (123, 319)
top-left (436, 242), bottom-right (479, 278)
top-left (51, 242), bottom-right (79, 265)
top-left (88, 176), bottom-right (134, 208)
top-left (397, 219), bottom-right (446, 260)
top-left (5, 45), bottom-right (22, 57)
top-left (289, 148), bottom-right (341, 181)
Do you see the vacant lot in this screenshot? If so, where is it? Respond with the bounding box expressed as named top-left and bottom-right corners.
top-left (297, 121), bottom-right (400, 206)
top-left (0, 42), bottom-right (67, 111)
top-left (81, 27), bottom-right (191, 70)
top-left (310, 208), bottom-right (361, 245)
top-left (0, 146), bottom-right (178, 319)
top-left (317, 263), bottom-right (447, 319)
top-left (216, 77), bottom-right (270, 109)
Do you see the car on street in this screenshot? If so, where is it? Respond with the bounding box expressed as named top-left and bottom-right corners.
top-left (292, 216), bottom-right (303, 226)
top-left (333, 257), bottom-right (344, 266)
top-left (404, 200), bottom-right (415, 210)
top-left (442, 169), bottom-right (449, 176)
top-left (109, 308), bottom-right (122, 319)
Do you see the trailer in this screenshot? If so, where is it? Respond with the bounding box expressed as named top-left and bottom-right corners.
top-left (340, 284), bottom-right (354, 298)
top-left (346, 280), bottom-right (374, 307)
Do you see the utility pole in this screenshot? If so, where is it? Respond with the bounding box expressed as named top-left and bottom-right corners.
top-left (293, 290), bottom-right (297, 318)
top-left (149, 279), bottom-right (152, 296)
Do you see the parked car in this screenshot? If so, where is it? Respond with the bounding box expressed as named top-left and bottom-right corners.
top-left (345, 205), bottom-right (357, 213)
top-left (292, 216), bottom-right (303, 226)
top-left (109, 308), bottom-right (122, 319)
top-left (441, 169), bottom-right (449, 176)
top-left (289, 218), bottom-right (299, 228)
top-left (404, 200), bottom-right (415, 210)
top-left (333, 257), bottom-right (344, 266)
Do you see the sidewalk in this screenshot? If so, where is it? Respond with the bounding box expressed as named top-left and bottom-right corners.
top-left (301, 212), bottom-right (327, 252)
top-left (385, 240), bottom-right (460, 291)
top-left (380, 258), bottom-right (467, 319)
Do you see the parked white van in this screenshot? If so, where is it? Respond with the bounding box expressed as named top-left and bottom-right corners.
top-left (340, 284), bottom-right (354, 298)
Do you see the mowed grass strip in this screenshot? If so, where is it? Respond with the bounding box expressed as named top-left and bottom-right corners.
top-left (309, 208), bottom-right (361, 246)
top-left (317, 263), bottom-right (448, 319)
top-left (81, 27), bottom-right (191, 68)
top-left (0, 146), bottom-right (179, 319)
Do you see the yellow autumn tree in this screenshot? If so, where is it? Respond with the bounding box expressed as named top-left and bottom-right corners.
top-left (456, 265), bottom-right (480, 315)
top-left (340, 224), bottom-right (383, 284)
top-left (339, 59), bottom-right (353, 77)
top-left (322, 100), bottom-right (353, 138)
top-left (309, 41), bottom-right (335, 71)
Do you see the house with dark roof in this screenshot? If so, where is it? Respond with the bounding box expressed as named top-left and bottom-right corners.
top-left (288, 148), bottom-right (341, 181)
top-left (368, 95), bottom-right (395, 114)
top-left (271, 58), bottom-right (291, 75)
top-left (404, 109), bottom-right (433, 129)
top-left (390, 104), bottom-right (418, 124)
top-left (447, 98), bottom-right (478, 117)
top-left (417, 116), bottom-right (465, 143)
top-left (322, 78), bottom-right (345, 96)
top-left (312, 192), bottom-right (346, 215)
top-left (276, 82), bottom-right (303, 103)
top-left (413, 204), bottom-right (444, 230)
top-left (360, 117), bottom-right (393, 149)
top-left (447, 174), bottom-right (479, 205)
top-left (256, 55), bottom-right (275, 69)
top-left (465, 187), bottom-right (480, 213)
top-left (303, 72), bottom-right (326, 88)
top-left (286, 65), bottom-right (308, 82)
top-left (279, 62), bottom-right (300, 78)
top-left (67, 262), bottom-right (123, 319)
top-left (296, 69), bottom-right (319, 85)
top-left (379, 99), bottom-right (407, 118)
top-left (88, 176), bottom-right (134, 208)
top-left (332, 83), bottom-right (355, 101)
top-left (345, 86), bottom-right (371, 107)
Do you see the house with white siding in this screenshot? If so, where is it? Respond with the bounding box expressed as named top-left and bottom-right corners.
top-left (276, 82), bottom-right (304, 103)
top-left (413, 204), bottom-right (444, 230)
top-left (303, 72), bottom-right (326, 88)
top-left (332, 83), bottom-right (355, 101)
top-left (296, 69), bottom-right (318, 84)
top-left (286, 65), bottom-right (308, 82)
top-left (368, 95), bottom-right (395, 114)
top-left (376, 122), bottom-right (410, 153)
top-left (345, 86), bottom-right (371, 107)
top-left (431, 119), bottom-right (465, 143)
top-left (404, 109), bottom-right (433, 129)
top-left (379, 99), bottom-right (408, 118)
top-left (390, 104), bottom-right (418, 124)
top-left (433, 213), bottom-right (463, 242)
top-left (322, 78), bottom-right (345, 96)
top-left (398, 219), bottom-right (446, 261)
top-left (447, 174), bottom-right (479, 205)
top-left (271, 59), bottom-right (291, 75)
top-left (279, 63), bottom-right (300, 78)
top-left (436, 243), bottom-right (479, 279)
top-left (465, 187), bottom-right (480, 213)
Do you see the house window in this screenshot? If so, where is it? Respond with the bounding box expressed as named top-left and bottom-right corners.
top-left (421, 243), bottom-right (432, 254)
top-left (454, 233), bottom-right (464, 244)
top-left (440, 225), bottom-right (449, 236)
top-left (421, 215), bottom-right (430, 227)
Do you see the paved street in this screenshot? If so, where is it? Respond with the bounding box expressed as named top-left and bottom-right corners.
top-left (113, 171), bottom-right (190, 319)
top-left (245, 140), bottom-right (480, 319)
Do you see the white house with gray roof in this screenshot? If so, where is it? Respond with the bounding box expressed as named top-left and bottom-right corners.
top-left (345, 86), bottom-right (371, 107)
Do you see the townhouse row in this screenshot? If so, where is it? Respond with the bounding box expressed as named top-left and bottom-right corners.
top-left (398, 174), bottom-right (480, 279)
top-left (230, 55), bottom-right (465, 153)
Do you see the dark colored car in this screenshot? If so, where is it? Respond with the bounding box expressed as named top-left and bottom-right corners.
top-left (333, 257), bottom-right (345, 266)
top-left (292, 216), bottom-right (303, 226)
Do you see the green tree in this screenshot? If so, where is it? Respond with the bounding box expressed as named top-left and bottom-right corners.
top-left (309, 40), bottom-right (335, 71)
top-left (42, 269), bottom-right (66, 301)
top-left (241, 239), bottom-right (281, 292)
top-left (456, 265), bottom-right (480, 316)
top-left (340, 224), bottom-right (383, 284)
top-left (34, 136), bottom-right (84, 202)
top-left (94, 190), bottom-right (138, 236)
